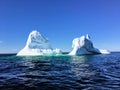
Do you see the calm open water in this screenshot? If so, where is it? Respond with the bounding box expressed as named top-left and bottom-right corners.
top-left (0, 53), bottom-right (120, 90)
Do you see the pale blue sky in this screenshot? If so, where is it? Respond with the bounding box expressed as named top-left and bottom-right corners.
top-left (0, 0), bottom-right (120, 53)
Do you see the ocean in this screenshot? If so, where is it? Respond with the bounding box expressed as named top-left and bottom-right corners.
top-left (0, 52), bottom-right (120, 90)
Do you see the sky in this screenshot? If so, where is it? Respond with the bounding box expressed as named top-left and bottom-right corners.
top-left (0, 0), bottom-right (120, 53)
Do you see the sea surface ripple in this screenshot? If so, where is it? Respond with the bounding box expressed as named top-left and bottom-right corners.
top-left (0, 53), bottom-right (120, 90)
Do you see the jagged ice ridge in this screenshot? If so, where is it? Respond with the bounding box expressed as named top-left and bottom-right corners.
top-left (17, 30), bottom-right (110, 56)
top-left (17, 31), bottom-right (62, 56)
top-left (69, 34), bottom-right (110, 55)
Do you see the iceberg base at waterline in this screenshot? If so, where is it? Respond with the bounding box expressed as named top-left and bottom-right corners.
top-left (69, 34), bottom-right (110, 55)
top-left (17, 30), bottom-right (62, 56)
top-left (17, 48), bottom-right (61, 56)
top-left (17, 30), bottom-right (110, 56)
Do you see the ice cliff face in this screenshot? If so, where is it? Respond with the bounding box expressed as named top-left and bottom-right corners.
top-left (69, 34), bottom-right (110, 55)
top-left (17, 31), bottom-right (110, 56)
top-left (17, 30), bottom-right (61, 56)
top-left (25, 30), bottom-right (52, 49)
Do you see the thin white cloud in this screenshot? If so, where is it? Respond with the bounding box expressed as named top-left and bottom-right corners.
top-left (0, 41), bottom-right (3, 43)
top-left (12, 49), bottom-right (18, 51)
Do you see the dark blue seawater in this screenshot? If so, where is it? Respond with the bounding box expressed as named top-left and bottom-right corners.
top-left (0, 53), bottom-right (120, 90)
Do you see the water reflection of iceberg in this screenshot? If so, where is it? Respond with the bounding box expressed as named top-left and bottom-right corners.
top-left (71, 55), bottom-right (96, 79)
top-left (19, 55), bottom-right (96, 79)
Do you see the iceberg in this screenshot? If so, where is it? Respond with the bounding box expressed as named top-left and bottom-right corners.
top-left (69, 34), bottom-right (110, 55)
top-left (17, 30), bottom-right (62, 56)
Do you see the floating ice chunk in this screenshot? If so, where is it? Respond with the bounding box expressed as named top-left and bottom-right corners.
top-left (17, 30), bottom-right (62, 56)
top-left (99, 49), bottom-right (110, 54)
top-left (69, 34), bottom-right (110, 55)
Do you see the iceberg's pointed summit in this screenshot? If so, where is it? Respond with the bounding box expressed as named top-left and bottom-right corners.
top-left (69, 35), bottom-right (110, 55)
top-left (86, 34), bottom-right (90, 40)
top-left (25, 30), bottom-right (52, 49)
top-left (17, 30), bottom-right (61, 56)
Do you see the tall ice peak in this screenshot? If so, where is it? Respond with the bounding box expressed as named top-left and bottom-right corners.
top-left (17, 30), bottom-right (61, 56)
top-left (69, 34), bottom-right (110, 55)
top-left (25, 30), bottom-right (52, 49)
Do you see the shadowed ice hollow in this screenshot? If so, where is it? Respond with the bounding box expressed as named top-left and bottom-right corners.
top-left (69, 34), bottom-right (110, 55)
top-left (17, 30), bottom-right (62, 56)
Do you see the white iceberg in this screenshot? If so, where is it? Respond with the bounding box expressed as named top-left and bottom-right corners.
top-left (69, 34), bottom-right (110, 55)
top-left (17, 30), bottom-right (62, 56)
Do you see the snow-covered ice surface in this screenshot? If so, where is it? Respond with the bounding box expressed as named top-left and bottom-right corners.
top-left (17, 31), bottom-right (62, 56)
top-left (17, 31), bottom-right (110, 56)
top-left (69, 34), bottom-right (110, 55)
